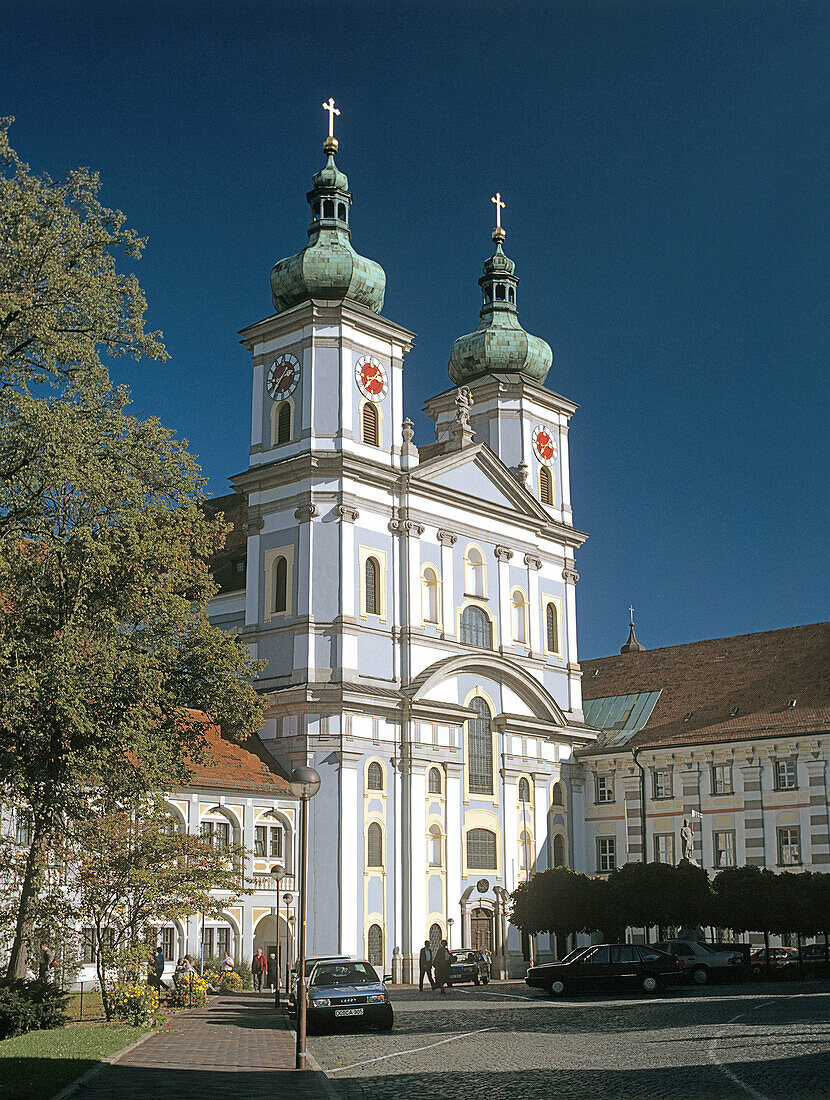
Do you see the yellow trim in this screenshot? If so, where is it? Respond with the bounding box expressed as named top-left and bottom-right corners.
top-left (426, 821), bottom-right (444, 869)
top-left (509, 585), bottom-right (530, 648)
top-left (264, 545), bottom-right (294, 622)
top-left (456, 598), bottom-right (497, 649)
top-left (463, 542), bottom-right (488, 598)
top-left (538, 465), bottom-right (554, 506)
top-left (516, 773), bottom-right (534, 808)
top-left (550, 777), bottom-right (567, 810)
top-left (363, 920), bottom-right (386, 965)
top-left (461, 808), bottom-right (502, 879)
top-left (270, 396), bottom-right (295, 447)
top-left (426, 764), bottom-right (445, 800)
top-left (358, 546), bottom-right (388, 623)
top-left (550, 828), bottom-right (569, 868)
top-left (364, 756), bottom-right (388, 798)
top-left (462, 687), bottom-right (499, 806)
top-left (364, 814), bottom-right (387, 871)
top-left (517, 824), bottom-right (535, 879)
top-left (420, 563), bottom-right (442, 627)
top-left (541, 594), bottom-right (563, 658)
top-left (359, 397), bottom-right (383, 447)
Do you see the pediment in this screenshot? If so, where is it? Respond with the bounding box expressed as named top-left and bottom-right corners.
top-left (412, 443), bottom-right (550, 523)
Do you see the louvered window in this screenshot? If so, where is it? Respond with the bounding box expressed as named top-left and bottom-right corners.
top-left (362, 402), bottom-right (379, 446)
top-left (467, 697), bottom-right (493, 794)
top-left (367, 822), bottom-right (383, 867)
top-left (460, 605), bottom-right (491, 648)
top-left (367, 762), bottom-right (384, 791)
top-left (277, 402), bottom-right (291, 444)
top-left (365, 556), bottom-right (380, 615)
top-left (540, 466), bottom-right (553, 504)
top-left (273, 556), bottom-right (287, 613)
top-left (466, 828), bottom-right (497, 870)
top-left (546, 603), bottom-right (559, 652)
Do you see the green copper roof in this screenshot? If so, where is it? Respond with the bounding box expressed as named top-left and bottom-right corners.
top-left (448, 238), bottom-right (552, 386)
top-left (583, 692), bottom-right (663, 746)
top-left (270, 144), bottom-right (385, 315)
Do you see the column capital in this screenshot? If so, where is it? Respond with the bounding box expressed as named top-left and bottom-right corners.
top-left (494, 545), bottom-right (514, 563)
top-left (294, 503), bottom-right (318, 523)
top-left (523, 553), bottom-right (542, 571)
top-left (437, 529), bottom-right (458, 547)
top-left (242, 515), bottom-right (264, 534)
top-left (562, 566), bottom-right (579, 584)
top-left (334, 503), bottom-right (359, 523)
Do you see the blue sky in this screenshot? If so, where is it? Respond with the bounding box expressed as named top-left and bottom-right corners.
top-left (5, 0), bottom-right (828, 658)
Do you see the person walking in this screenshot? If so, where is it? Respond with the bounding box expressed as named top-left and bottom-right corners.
top-left (434, 939), bottom-right (452, 994)
top-left (266, 951), bottom-right (278, 991)
top-left (418, 940), bottom-right (435, 991)
top-left (38, 943), bottom-right (54, 983)
top-left (252, 948), bottom-right (267, 991)
top-left (154, 945), bottom-right (168, 990)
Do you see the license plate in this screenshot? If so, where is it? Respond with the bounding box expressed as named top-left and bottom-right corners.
top-left (334, 1007), bottom-right (364, 1016)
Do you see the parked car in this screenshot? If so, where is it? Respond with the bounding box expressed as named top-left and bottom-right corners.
top-left (288, 954), bottom-right (351, 1010)
top-left (526, 943), bottom-right (684, 997)
top-left (306, 959), bottom-right (393, 1034)
top-left (801, 943), bottom-right (830, 964)
top-left (448, 950), bottom-right (491, 986)
top-left (651, 939), bottom-right (744, 985)
top-left (749, 947), bottom-right (798, 975)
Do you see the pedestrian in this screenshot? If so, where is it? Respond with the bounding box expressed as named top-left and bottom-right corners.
top-left (220, 950), bottom-right (234, 974)
top-left (154, 945), bottom-right (168, 990)
top-left (434, 939), bottom-right (452, 994)
top-left (38, 942), bottom-right (55, 983)
top-left (252, 948), bottom-right (267, 991)
top-left (418, 940), bottom-right (435, 991)
top-left (266, 951), bottom-right (278, 991)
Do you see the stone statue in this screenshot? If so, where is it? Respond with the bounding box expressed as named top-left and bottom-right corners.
top-left (681, 818), bottom-right (694, 861)
top-left (455, 386), bottom-right (474, 428)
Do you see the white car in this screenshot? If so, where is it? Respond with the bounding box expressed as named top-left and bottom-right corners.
top-left (652, 940), bottom-right (743, 984)
top-left (288, 955), bottom-right (351, 1010)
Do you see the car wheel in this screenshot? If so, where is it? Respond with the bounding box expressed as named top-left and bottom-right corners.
top-left (641, 975), bottom-right (659, 994)
top-left (691, 966), bottom-right (709, 985)
top-left (549, 979), bottom-right (565, 997)
top-left (482, 977), bottom-right (490, 985)
top-left (378, 1007), bottom-right (394, 1032)
top-left (473, 975), bottom-right (480, 986)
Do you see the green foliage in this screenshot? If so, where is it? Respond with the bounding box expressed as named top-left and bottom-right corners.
top-left (606, 860), bottom-right (713, 933)
top-left (0, 979), bottom-right (68, 1040)
top-left (234, 958), bottom-right (254, 990)
top-left (512, 867), bottom-right (603, 937)
top-left (168, 972), bottom-right (209, 1008)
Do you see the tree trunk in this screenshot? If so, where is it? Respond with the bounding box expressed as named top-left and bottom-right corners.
top-left (95, 925), bottom-right (113, 1021)
top-left (6, 829), bottom-right (46, 980)
top-left (763, 930), bottom-right (771, 977)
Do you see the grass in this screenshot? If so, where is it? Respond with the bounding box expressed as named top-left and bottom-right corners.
top-left (66, 990), bottom-right (105, 1022)
top-left (0, 1024), bottom-right (146, 1100)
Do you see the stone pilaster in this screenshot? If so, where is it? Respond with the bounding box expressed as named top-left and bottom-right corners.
top-left (740, 763), bottom-right (766, 866)
top-left (806, 759), bottom-right (830, 868)
top-left (622, 773), bottom-right (644, 863)
top-left (680, 764), bottom-right (702, 864)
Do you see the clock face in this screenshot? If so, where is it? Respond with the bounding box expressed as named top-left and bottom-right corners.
top-left (267, 354), bottom-right (300, 400)
top-left (532, 425), bottom-right (557, 465)
top-left (355, 355), bottom-right (388, 401)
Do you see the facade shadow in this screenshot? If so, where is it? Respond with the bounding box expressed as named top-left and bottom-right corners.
top-left (72, 1064), bottom-right (327, 1100)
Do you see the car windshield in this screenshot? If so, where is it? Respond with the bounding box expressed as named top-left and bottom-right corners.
top-left (452, 952), bottom-right (476, 963)
top-left (696, 943), bottom-right (717, 954)
top-left (558, 948), bottom-right (586, 964)
top-left (303, 957), bottom-right (347, 977)
top-left (310, 962), bottom-right (379, 987)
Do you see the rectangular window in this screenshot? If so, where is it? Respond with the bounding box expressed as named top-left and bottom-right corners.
top-left (82, 927), bottom-right (96, 964)
top-left (774, 759), bottom-right (797, 790)
top-left (654, 833), bottom-right (675, 864)
top-left (711, 764), bottom-right (733, 795)
top-left (777, 826), bottom-right (800, 866)
top-left (202, 927), bottom-right (215, 959)
top-left (161, 927), bottom-right (175, 961)
top-left (14, 810), bottom-right (32, 847)
top-left (217, 927), bottom-right (231, 959)
top-left (269, 827), bottom-right (282, 858)
top-left (254, 826), bottom-right (267, 857)
top-left (595, 775), bottom-right (614, 803)
top-left (652, 769), bottom-right (673, 799)
top-left (597, 837), bottom-right (616, 873)
top-left (714, 830), bottom-right (736, 868)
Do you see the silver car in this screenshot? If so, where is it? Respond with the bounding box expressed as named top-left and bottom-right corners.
top-left (652, 939), bottom-right (743, 984)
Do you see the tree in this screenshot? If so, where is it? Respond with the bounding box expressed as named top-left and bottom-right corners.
top-left (0, 124), bottom-right (266, 977)
top-left (74, 799), bottom-right (247, 1018)
top-left (511, 867), bottom-right (605, 941)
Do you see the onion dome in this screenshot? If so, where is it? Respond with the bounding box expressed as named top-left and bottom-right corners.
top-left (620, 609), bottom-right (646, 653)
top-left (448, 202), bottom-right (552, 386)
top-left (270, 117), bottom-right (386, 315)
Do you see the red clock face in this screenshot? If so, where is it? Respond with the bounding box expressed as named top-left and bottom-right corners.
top-left (355, 355), bottom-right (387, 400)
top-left (532, 425), bottom-right (557, 465)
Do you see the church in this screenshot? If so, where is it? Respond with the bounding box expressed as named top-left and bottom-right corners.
top-left (201, 104), bottom-right (829, 980)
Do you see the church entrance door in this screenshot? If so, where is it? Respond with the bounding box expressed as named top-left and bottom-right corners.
top-left (470, 908), bottom-right (493, 952)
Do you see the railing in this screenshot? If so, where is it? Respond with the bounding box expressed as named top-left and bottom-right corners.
top-left (251, 873), bottom-right (295, 893)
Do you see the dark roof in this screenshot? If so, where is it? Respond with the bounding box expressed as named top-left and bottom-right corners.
top-left (185, 712), bottom-right (291, 794)
top-left (203, 492), bottom-right (248, 593)
top-left (580, 622), bottom-right (830, 754)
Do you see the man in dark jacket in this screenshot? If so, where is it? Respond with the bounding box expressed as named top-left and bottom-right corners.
top-left (434, 940), bottom-right (452, 994)
top-left (38, 943), bottom-right (54, 982)
top-left (154, 946), bottom-right (168, 990)
top-left (418, 941), bottom-right (435, 991)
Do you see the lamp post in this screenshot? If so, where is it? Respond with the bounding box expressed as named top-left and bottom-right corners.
top-left (289, 765), bottom-right (321, 1071)
top-left (447, 917), bottom-right (454, 950)
top-left (282, 894), bottom-right (294, 995)
top-left (270, 861), bottom-right (286, 1006)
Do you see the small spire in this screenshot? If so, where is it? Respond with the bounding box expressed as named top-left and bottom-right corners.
top-left (620, 606), bottom-right (646, 654)
top-left (491, 192), bottom-right (506, 243)
top-left (322, 97), bottom-right (340, 154)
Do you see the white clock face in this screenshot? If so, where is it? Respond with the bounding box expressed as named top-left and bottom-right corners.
top-left (532, 425), bottom-right (557, 466)
top-left (267, 354), bottom-right (300, 400)
top-left (355, 355), bottom-right (388, 401)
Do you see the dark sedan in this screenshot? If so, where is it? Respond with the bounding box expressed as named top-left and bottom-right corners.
top-left (526, 943), bottom-right (684, 997)
top-left (306, 959), bottom-right (393, 1034)
top-left (448, 949), bottom-right (491, 986)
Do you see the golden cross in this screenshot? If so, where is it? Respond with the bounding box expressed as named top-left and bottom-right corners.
top-left (629, 605), bottom-right (635, 623)
top-left (491, 192), bottom-right (505, 230)
top-left (322, 98), bottom-right (340, 139)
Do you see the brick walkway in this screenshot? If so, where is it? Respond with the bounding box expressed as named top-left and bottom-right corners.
top-left (71, 993), bottom-right (333, 1100)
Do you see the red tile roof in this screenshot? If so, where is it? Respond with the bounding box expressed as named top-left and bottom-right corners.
top-left (580, 622), bottom-right (830, 754)
top-left (184, 712), bottom-right (291, 794)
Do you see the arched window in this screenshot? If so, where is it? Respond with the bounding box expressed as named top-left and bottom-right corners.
top-left (466, 828), bottom-right (497, 870)
top-left (518, 830), bottom-right (532, 871)
top-left (495, 284), bottom-right (506, 300)
top-left (511, 590), bottom-right (527, 645)
top-left (518, 777), bottom-right (531, 803)
top-left (539, 466), bottom-right (553, 505)
top-left (508, 287), bottom-right (515, 303)
top-left (546, 602), bottom-right (560, 654)
top-left (429, 923), bottom-right (442, 951)
top-left (362, 402), bottom-right (379, 446)
top-left (276, 401), bottom-right (291, 444)
top-left (367, 762), bottom-right (384, 791)
top-left (467, 697), bottom-right (493, 795)
top-left (552, 781), bottom-right (565, 806)
top-left (273, 556), bottom-right (287, 614)
top-left (553, 834), bottom-right (566, 867)
top-left (367, 822), bottom-right (383, 867)
top-left (428, 767), bottom-right (442, 794)
top-left (337, 202), bottom-right (346, 220)
top-left (460, 605), bottom-right (492, 648)
top-left (429, 824), bottom-right (442, 867)
top-left (365, 556), bottom-right (380, 615)
top-left (422, 567), bottom-right (440, 624)
top-left (323, 199), bottom-right (334, 218)
top-left (367, 923), bottom-right (383, 966)
top-left (465, 546), bottom-right (485, 597)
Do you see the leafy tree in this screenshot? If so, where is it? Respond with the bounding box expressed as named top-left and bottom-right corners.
top-left (0, 124), bottom-right (266, 977)
top-left (73, 799), bottom-right (247, 1019)
top-left (511, 867), bottom-right (605, 940)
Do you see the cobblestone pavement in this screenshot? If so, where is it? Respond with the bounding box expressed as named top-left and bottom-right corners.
top-left (309, 980), bottom-right (830, 1100)
top-left (71, 994), bottom-right (330, 1100)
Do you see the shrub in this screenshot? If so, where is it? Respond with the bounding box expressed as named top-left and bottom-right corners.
top-left (168, 973), bottom-right (209, 1008)
top-left (110, 982), bottom-right (167, 1029)
top-left (235, 959), bottom-right (254, 990)
top-left (219, 970), bottom-right (244, 992)
top-left (0, 979), bottom-right (68, 1040)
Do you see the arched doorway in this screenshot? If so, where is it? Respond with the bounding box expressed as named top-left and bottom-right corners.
top-left (470, 907), bottom-right (493, 952)
top-left (429, 923), bottom-right (443, 952)
top-left (253, 914), bottom-right (289, 984)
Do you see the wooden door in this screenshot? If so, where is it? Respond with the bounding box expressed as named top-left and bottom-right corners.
top-left (470, 908), bottom-right (492, 952)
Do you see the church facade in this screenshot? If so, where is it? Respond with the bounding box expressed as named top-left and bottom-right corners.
top-left (207, 115), bottom-right (597, 979)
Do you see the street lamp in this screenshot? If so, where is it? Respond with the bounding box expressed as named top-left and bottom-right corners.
top-left (282, 893), bottom-right (294, 994)
top-left (447, 917), bottom-right (454, 950)
top-left (270, 860), bottom-right (286, 1006)
top-left (289, 765), bottom-right (321, 1071)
